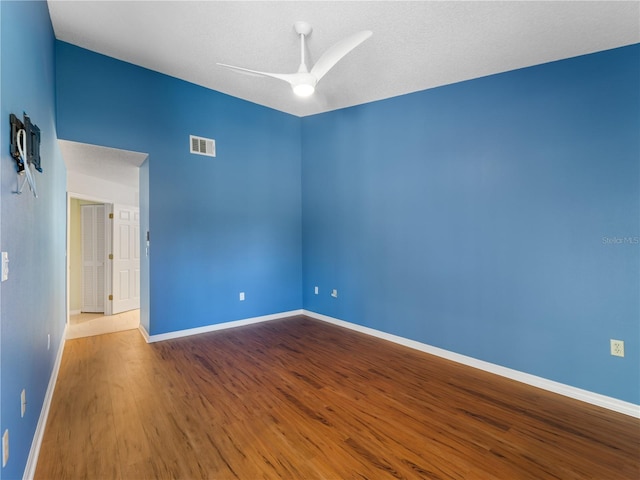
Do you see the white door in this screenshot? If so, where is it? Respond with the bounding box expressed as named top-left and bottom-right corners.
top-left (81, 204), bottom-right (106, 313)
top-left (111, 204), bottom-right (140, 314)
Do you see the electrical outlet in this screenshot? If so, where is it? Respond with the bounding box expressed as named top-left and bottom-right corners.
top-left (2, 429), bottom-right (8, 467)
top-left (239, 292), bottom-right (245, 301)
top-left (314, 286), bottom-right (319, 295)
top-left (610, 339), bottom-right (624, 357)
top-left (21, 389), bottom-right (26, 418)
top-left (331, 289), bottom-right (338, 298)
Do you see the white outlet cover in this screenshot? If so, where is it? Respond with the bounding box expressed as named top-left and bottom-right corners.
top-left (21, 389), bottom-right (26, 418)
top-left (314, 286), bottom-right (319, 295)
top-left (239, 292), bottom-right (245, 301)
top-left (331, 289), bottom-right (338, 298)
top-left (610, 339), bottom-right (625, 357)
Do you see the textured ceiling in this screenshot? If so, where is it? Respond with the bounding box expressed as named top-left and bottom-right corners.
top-left (48, 1), bottom-right (639, 117)
top-left (59, 140), bottom-right (147, 189)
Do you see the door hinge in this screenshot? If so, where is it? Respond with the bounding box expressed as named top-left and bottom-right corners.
top-left (108, 294), bottom-right (113, 301)
top-left (109, 213), bottom-right (114, 219)
top-left (108, 253), bottom-right (113, 260)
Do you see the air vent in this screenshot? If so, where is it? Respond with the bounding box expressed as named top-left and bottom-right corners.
top-left (190, 135), bottom-right (216, 157)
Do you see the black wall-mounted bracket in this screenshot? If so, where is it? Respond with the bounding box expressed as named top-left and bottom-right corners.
top-left (9, 113), bottom-right (25, 172)
top-left (9, 112), bottom-right (41, 197)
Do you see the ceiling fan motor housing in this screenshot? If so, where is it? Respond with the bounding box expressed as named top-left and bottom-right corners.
top-left (294, 21), bottom-right (313, 37)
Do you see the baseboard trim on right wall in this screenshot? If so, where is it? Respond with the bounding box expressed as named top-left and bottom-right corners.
top-left (303, 310), bottom-right (640, 419)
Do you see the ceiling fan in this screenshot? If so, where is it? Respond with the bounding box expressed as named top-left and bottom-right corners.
top-left (217, 21), bottom-right (372, 98)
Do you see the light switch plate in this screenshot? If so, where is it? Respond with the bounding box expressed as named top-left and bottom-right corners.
top-left (21, 389), bottom-right (26, 418)
top-left (2, 429), bottom-right (8, 467)
top-left (1, 252), bottom-right (8, 282)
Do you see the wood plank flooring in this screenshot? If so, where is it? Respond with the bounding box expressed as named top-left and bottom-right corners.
top-left (35, 316), bottom-right (639, 479)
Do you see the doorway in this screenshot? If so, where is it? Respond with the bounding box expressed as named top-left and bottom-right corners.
top-left (61, 140), bottom-right (148, 339)
top-left (68, 196), bottom-right (141, 338)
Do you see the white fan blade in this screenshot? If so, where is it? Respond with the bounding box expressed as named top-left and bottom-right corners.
top-left (310, 30), bottom-right (372, 82)
top-left (217, 63), bottom-right (297, 84)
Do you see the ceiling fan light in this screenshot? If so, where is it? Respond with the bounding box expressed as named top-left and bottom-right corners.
top-left (293, 83), bottom-right (315, 97)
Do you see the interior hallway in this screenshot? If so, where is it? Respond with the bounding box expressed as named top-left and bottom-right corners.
top-left (66, 310), bottom-right (140, 339)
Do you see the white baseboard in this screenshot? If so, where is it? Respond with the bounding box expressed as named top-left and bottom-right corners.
top-left (23, 324), bottom-right (68, 480)
top-left (138, 323), bottom-right (150, 342)
top-left (303, 310), bottom-right (640, 419)
top-left (107, 307), bottom-right (640, 418)
top-left (142, 309), bottom-right (304, 343)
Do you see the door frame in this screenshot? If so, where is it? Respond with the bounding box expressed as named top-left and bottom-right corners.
top-left (66, 192), bottom-right (114, 323)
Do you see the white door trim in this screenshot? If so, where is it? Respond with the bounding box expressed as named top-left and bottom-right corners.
top-left (66, 192), bottom-right (114, 324)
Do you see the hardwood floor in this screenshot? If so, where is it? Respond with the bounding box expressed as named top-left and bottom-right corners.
top-left (35, 316), bottom-right (639, 479)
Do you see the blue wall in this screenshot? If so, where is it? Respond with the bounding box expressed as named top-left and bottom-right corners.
top-left (0, 2), bottom-right (67, 478)
top-left (56, 42), bottom-right (302, 336)
top-left (302, 44), bottom-right (640, 404)
top-left (58, 41), bottom-right (639, 403)
top-left (0, 6), bottom-right (635, 477)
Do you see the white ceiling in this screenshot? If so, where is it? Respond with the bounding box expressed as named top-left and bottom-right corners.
top-left (59, 140), bottom-right (147, 189)
top-left (47, 1), bottom-right (639, 118)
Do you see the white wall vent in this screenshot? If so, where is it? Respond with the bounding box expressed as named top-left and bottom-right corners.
top-left (190, 135), bottom-right (216, 157)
